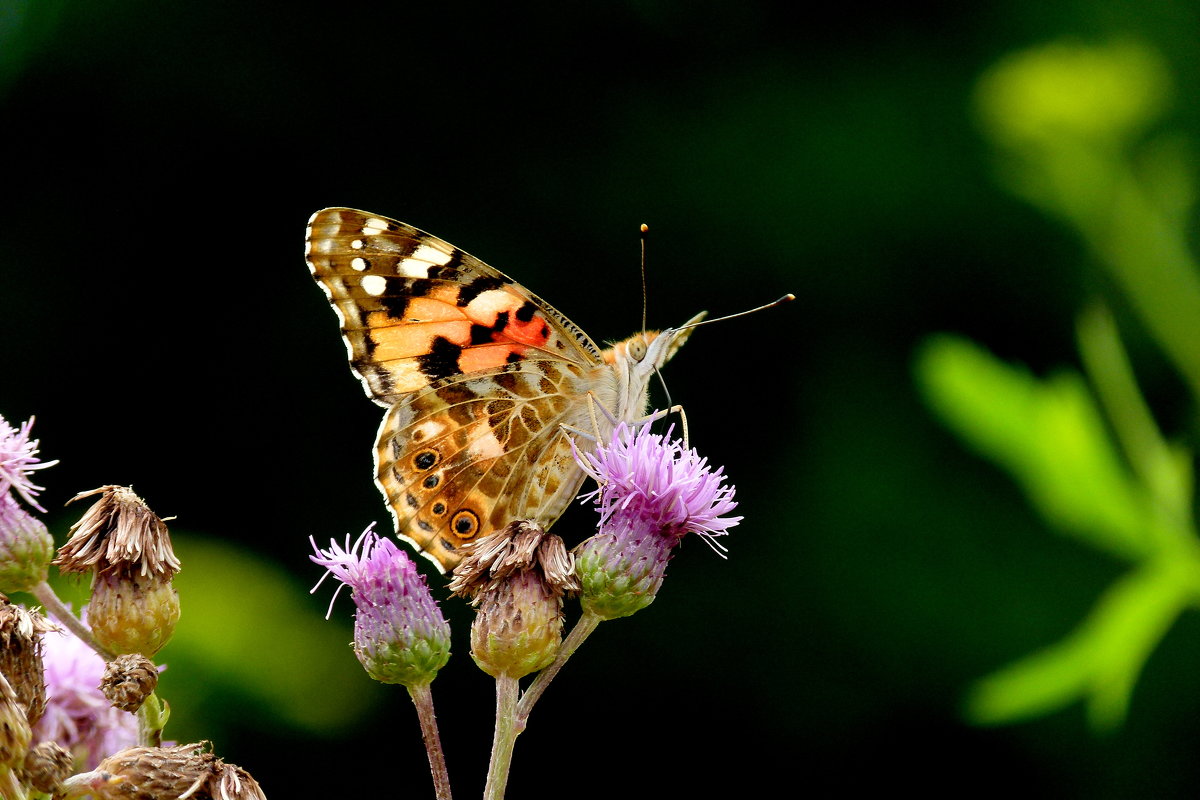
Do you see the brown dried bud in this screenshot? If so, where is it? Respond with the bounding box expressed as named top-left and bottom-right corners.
top-left (0, 671), bottom-right (31, 771)
top-left (101, 654), bottom-right (159, 713)
top-left (55, 486), bottom-right (180, 578)
top-left (21, 740), bottom-right (73, 794)
top-left (450, 521), bottom-right (578, 679)
top-left (58, 742), bottom-right (266, 800)
top-left (0, 596), bottom-right (52, 727)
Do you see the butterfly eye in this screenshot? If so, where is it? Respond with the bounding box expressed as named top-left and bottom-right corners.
top-left (628, 338), bottom-right (648, 361)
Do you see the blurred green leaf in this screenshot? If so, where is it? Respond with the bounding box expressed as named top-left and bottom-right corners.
top-left (967, 560), bottom-right (1190, 728)
top-left (916, 335), bottom-right (1153, 560)
top-left (160, 534), bottom-right (380, 734)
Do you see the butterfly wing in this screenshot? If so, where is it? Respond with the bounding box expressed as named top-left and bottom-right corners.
top-left (306, 208), bottom-right (604, 405)
top-left (306, 208), bottom-right (616, 571)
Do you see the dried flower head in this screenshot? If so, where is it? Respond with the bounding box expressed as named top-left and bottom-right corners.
top-left (100, 654), bottom-right (159, 713)
top-left (55, 486), bottom-right (181, 656)
top-left (33, 628), bottom-right (138, 770)
top-left (58, 742), bottom-right (266, 800)
top-left (311, 524), bottom-right (451, 688)
top-left (573, 422), bottom-right (741, 620)
top-left (0, 670), bottom-right (31, 772)
top-left (0, 597), bottom-right (53, 728)
top-left (21, 740), bottom-right (73, 794)
top-left (450, 521), bottom-right (576, 679)
top-left (0, 414), bottom-right (58, 513)
top-left (55, 486), bottom-right (180, 578)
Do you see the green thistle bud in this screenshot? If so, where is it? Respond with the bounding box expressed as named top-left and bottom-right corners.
top-left (0, 498), bottom-right (53, 594)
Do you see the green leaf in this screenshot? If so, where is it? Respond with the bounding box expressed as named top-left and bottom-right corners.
top-left (966, 562), bottom-right (1188, 728)
top-left (916, 335), bottom-right (1153, 560)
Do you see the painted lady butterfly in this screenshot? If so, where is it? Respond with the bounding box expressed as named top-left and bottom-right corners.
top-left (306, 208), bottom-right (702, 572)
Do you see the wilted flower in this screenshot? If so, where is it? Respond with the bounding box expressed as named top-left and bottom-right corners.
top-left (0, 598), bottom-right (52, 728)
top-left (450, 521), bottom-right (578, 679)
top-left (311, 524), bottom-right (451, 688)
top-left (572, 422), bottom-right (741, 620)
top-left (58, 742), bottom-right (265, 800)
top-left (55, 486), bottom-right (181, 657)
top-left (32, 628), bottom-right (138, 770)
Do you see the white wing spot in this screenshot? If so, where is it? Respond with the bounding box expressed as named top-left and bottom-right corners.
top-left (351, 239), bottom-right (364, 250)
top-left (361, 274), bottom-right (387, 296)
top-left (411, 243), bottom-right (454, 266)
top-left (362, 218), bottom-right (389, 235)
top-left (397, 258), bottom-right (431, 278)
top-left (350, 257), bottom-right (369, 271)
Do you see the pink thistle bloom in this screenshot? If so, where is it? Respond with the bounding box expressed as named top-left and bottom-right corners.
top-left (32, 628), bottom-right (138, 770)
top-left (0, 415), bottom-right (58, 513)
top-left (572, 422), bottom-right (742, 620)
top-left (310, 524), bottom-right (451, 687)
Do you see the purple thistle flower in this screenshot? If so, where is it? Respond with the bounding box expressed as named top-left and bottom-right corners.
top-left (32, 628), bottom-right (138, 770)
top-left (0, 415), bottom-right (56, 593)
top-left (572, 422), bottom-right (742, 620)
top-left (310, 524), bottom-right (452, 687)
top-left (0, 415), bottom-right (58, 513)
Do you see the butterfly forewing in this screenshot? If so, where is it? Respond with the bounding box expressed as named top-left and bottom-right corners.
top-left (306, 208), bottom-right (604, 405)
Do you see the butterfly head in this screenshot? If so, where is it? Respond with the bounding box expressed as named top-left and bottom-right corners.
top-left (603, 311), bottom-right (706, 421)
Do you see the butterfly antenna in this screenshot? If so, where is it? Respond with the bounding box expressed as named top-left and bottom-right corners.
top-left (672, 294), bottom-right (796, 332)
top-left (640, 223), bottom-right (649, 334)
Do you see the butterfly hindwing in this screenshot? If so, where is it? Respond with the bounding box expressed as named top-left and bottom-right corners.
top-left (374, 360), bottom-right (601, 568)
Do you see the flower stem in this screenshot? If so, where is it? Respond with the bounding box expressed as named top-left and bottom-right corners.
top-left (407, 682), bottom-right (452, 800)
top-left (137, 692), bottom-right (166, 747)
top-left (30, 581), bottom-right (114, 660)
top-left (515, 610), bottom-right (601, 728)
top-left (483, 675), bottom-right (520, 800)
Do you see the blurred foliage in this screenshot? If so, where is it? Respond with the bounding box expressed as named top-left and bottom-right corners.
top-left (919, 38), bottom-right (1200, 732)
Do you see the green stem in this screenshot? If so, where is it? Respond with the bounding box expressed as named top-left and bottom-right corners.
top-left (137, 692), bottom-right (166, 747)
top-left (408, 683), bottom-right (452, 800)
top-left (515, 610), bottom-right (602, 728)
top-left (30, 581), bottom-right (114, 660)
top-left (483, 675), bottom-right (520, 800)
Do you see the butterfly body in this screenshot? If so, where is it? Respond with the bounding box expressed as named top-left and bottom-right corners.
top-left (306, 208), bottom-right (698, 572)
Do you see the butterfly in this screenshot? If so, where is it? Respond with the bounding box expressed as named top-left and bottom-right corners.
top-left (305, 208), bottom-right (702, 573)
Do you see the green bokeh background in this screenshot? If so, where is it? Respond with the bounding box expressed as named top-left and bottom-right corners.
top-left (4, 1), bottom-right (1200, 797)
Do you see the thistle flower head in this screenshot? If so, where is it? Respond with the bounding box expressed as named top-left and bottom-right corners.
top-left (32, 627), bottom-right (138, 769)
top-left (572, 421), bottom-right (742, 620)
top-left (0, 415), bottom-right (56, 592)
top-left (310, 523), bottom-right (451, 687)
top-left (0, 415), bottom-right (58, 513)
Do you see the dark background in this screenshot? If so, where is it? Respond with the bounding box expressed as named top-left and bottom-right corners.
top-left (4, 1), bottom-right (1200, 797)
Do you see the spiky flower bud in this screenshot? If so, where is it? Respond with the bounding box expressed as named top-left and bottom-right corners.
top-left (0, 597), bottom-right (52, 728)
top-left (55, 486), bottom-right (180, 657)
top-left (21, 741), bottom-right (73, 794)
top-left (58, 742), bottom-right (266, 800)
top-left (101, 654), bottom-right (158, 713)
top-left (311, 524), bottom-right (451, 688)
top-left (450, 521), bottom-right (578, 679)
top-left (573, 422), bottom-right (741, 620)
